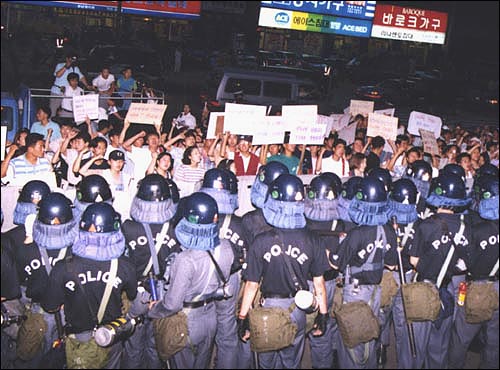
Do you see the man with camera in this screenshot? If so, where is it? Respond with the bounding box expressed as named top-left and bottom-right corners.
top-left (50, 51), bottom-right (92, 119)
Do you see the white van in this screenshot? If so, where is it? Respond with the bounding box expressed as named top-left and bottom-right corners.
top-left (215, 68), bottom-right (323, 109)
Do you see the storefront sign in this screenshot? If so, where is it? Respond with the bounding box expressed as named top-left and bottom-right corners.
top-left (258, 7), bottom-right (372, 38)
top-left (371, 4), bottom-right (448, 44)
top-left (261, 1), bottom-right (376, 20)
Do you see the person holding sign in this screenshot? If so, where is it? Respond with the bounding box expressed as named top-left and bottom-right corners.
top-left (234, 135), bottom-right (260, 176)
top-left (267, 144), bottom-right (300, 175)
top-left (58, 72), bottom-right (84, 119)
top-left (316, 139), bottom-right (350, 178)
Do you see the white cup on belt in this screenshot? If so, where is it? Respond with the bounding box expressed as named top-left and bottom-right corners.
top-left (295, 290), bottom-right (318, 314)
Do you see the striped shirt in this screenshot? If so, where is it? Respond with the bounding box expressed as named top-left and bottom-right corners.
top-left (173, 164), bottom-right (205, 183)
top-left (5, 155), bottom-right (55, 188)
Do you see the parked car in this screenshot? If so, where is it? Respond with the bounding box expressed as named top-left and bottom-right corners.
top-left (299, 54), bottom-right (328, 73)
top-left (256, 50), bottom-right (281, 67)
top-left (274, 50), bottom-right (299, 66)
top-left (354, 78), bottom-right (416, 105)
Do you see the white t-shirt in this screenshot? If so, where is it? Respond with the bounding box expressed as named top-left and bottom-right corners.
top-left (320, 156), bottom-right (349, 178)
top-left (61, 86), bottom-right (84, 112)
top-left (127, 146), bottom-right (152, 182)
top-left (62, 149), bottom-right (91, 185)
top-left (175, 112), bottom-right (196, 130)
top-left (92, 74), bottom-right (115, 92)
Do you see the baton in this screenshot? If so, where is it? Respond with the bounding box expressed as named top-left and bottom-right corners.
top-left (391, 216), bottom-right (417, 358)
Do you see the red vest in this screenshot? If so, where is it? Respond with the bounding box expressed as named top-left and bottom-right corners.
top-left (234, 152), bottom-right (260, 176)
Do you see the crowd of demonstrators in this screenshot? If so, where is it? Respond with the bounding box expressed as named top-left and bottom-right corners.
top-left (1, 91), bottom-right (499, 370)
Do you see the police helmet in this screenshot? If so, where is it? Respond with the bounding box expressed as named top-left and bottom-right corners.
top-left (226, 170), bottom-right (238, 195)
top-left (404, 160), bottom-right (432, 182)
top-left (440, 164), bottom-right (465, 180)
top-left (79, 202), bottom-right (121, 233)
top-left (202, 168), bottom-right (231, 191)
top-left (390, 178), bottom-right (418, 204)
top-left (76, 175), bottom-right (112, 203)
top-left (136, 174), bottom-right (172, 202)
top-left (267, 174), bottom-right (305, 202)
top-left (37, 193), bottom-right (74, 225)
top-left (319, 172), bottom-right (342, 194)
top-left (18, 180), bottom-right (51, 204)
top-left (341, 176), bottom-right (363, 200)
top-left (354, 177), bottom-right (387, 203)
top-left (166, 179), bottom-right (180, 204)
top-left (307, 173), bottom-right (339, 201)
top-left (256, 161), bottom-right (289, 186)
top-left (181, 192), bottom-right (218, 225)
top-left (429, 173), bottom-right (467, 200)
top-left (367, 167), bottom-right (392, 192)
top-left (476, 175), bottom-right (499, 200)
top-left (476, 163), bottom-right (499, 179)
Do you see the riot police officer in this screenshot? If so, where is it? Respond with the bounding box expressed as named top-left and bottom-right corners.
top-left (148, 192), bottom-right (234, 369)
top-left (403, 160), bottom-right (433, 218)
top-left (408, 173), bottom-right (472, 369)
top-left (13, 192), bottom-right (76, 367)
top-left (42, 202), bottom-right (137, 369)
top-left (121, 174), bottom-right (181, 369)
top-left (242, 161), bottom-right (289, 246)
top-left (336, 176), bottom-right (363, 232)
top-left (330, 176), bottom-right (398, 369)
top-left (304, 172), bottom-right (344, 368)
top-left (238, 174), bottom-right (329, 369)
top-left (200, 168), bottom-right (249, 369)
top-left (449, 175), bottom-right (499, 369)
top-left (367, 167), bottom-right (393, 193)
top-left (73, 174), bottom-right (113, 220)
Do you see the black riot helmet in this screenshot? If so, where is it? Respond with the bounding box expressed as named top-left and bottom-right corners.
top-left (354, 177), bottom-right (387, 203)
top-left (37, 192), bottom-right (74, 225)
top-left (341, 176), bottom-right (363, 200)
top-left (136, 174), bottom-right (172, 202)
top-left (256, 161), bottom-right (289, 185)
top-left (79, 202), bottom-right (121, 233)
top-left (181, 192), bottom-right (218, 225)
top-left (76, 174), bottom-right (112, 203)
top-left (202, 168), bottom-right (231, 191)
top-left (440, 163), bottom-right (465, 180)
top-left (166, 178), bottom-right (180, 203)
top-left (18, 180), bottom-right (51, 204)
top-left (367, 167), bottom-right (392, 192)
top-left (404, 160), bottom-right (432, 182)
top-left (429, 173), bottom-right (467, 200)
top-left (307, 173), bottom-right (339, 201)
top-left (267, 174), bottom-right (305, 203)
top-left (225, 170), bottom-right (238, 194)
top-left (476, 163), bottom-right (499, 179)
top-left (319, 172), bottom-right (342, 194)
top-left (389, 178), bottom-right (418, 205)
top-left (476, 175), bottom-right (499, 200)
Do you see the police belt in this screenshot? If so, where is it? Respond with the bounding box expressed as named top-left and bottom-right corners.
top-left (183, 296), bottom-right (219, 309)
top-left (261, 292), bottom-right (295, 299)
top-left (466, 275), bottom-right (499, 282)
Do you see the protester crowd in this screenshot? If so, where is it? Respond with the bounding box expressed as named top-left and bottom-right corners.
top-left (1, 51), bottom-right (499, 370)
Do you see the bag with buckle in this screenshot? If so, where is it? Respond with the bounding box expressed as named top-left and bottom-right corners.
top-left (153, 311), bottom-right (189, 361)
top-left (380, 271), bottom-right (399, 309)
top-left (401, 282), bottom-right (441, 322)
top-left (16, 310), bottom-right (48, 361)
top-left (65, 335), bottom-right (109, 369)
top-left (465, 281), bottom-right (499, 324)
top-left (249, 304), bottom-right (297, 352)
top-left (334, 300), bottom-right (380, 348)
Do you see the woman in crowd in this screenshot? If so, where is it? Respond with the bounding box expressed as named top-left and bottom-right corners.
top-left (173, 145), bottom-right (206, 197)
top-left (147, 151), bottom-right (174, 179)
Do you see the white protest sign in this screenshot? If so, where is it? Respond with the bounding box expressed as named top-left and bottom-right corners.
top-left (367, 113), bottom-right (398, 141)
top-left (337, 124), bottom-right (357, 145)
top-left (408, 111), bottom-right (442, 138)
top-left (72, 94), bottom-right (99, 123)
top-left (252, 116), bottom-right (288, 145)
top-left (206, 112), bottom-right (225, 139)
top-left (224, 103), bottom-right (267, 134)
top-left (349, 100), bottom-right (374, 117)
top-left (326, 113), bottom-right (350, 134)
top-left (125, 103), bottom-right (167, 125)
top-left (374, 107), bottom-right (395, 117)
top-left (419, 128), bottom-right (440, 155)
top-left (1, 126), bottom-right (7, 161)
top-left (282, 105), bottom-right (318, 144)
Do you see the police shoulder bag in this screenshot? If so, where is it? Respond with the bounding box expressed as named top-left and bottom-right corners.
top-left (465, 259), bottom-right (499, 324)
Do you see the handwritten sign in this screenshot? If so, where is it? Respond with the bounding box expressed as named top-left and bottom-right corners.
top-left (367, 113), bottom-right (398, 141)
top-left (206, 112), bottom-right (225, 139)
top-left (408, 111), bottom-right (442, 138)
top-left (337, 123), bottom-right (357, 145)
top-left (349, 99), bottom-right (374, 117)
top-left (72, 94), bottom-right (99, 123)
top-left (224, 103), bottom-right (267, 134)
top-left (125, 103), bottom-right (167, 125)
top-left (281, 105), bottom-right (322, 145)
top-left (252, 116), bottom-right (288, 145)
top-left (419, 128), bottom-right (440, 155)
top-left (374, 107), bottom-right (395, 117)
top-left (1, 126), bottom-right (6, 161)
top-left (327, 113), bottom-right (350, 133)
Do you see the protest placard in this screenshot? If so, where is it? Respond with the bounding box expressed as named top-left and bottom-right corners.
top-left (326, 113), bottom-right (350, 134)
top-left (337, 123), bottom-right (357, 145)
top-left (224, 103), bottom-right (267, 134)
top-left (374, 107), bottom-right (395, 116)
top-left (206, 112), bottom-right (225, 139)
top-left (367, 113), bottom-right (398, 141)
top-left (125, 102), bottom-right (167, 125)
top-left (408, 111), bottom-right (442, 138)
top-left (349, 99), bottom-right (374, 117)
top-left (1, 126), bottom-right (6, 161)
top-left (72, 94), bottom-right (99, 123)
top-left (419, 128), bottom-right (440, 155)
top-left (252, 116), bottom-right (288, 145)
top-left (282, 105), bottom-right (322, 145)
